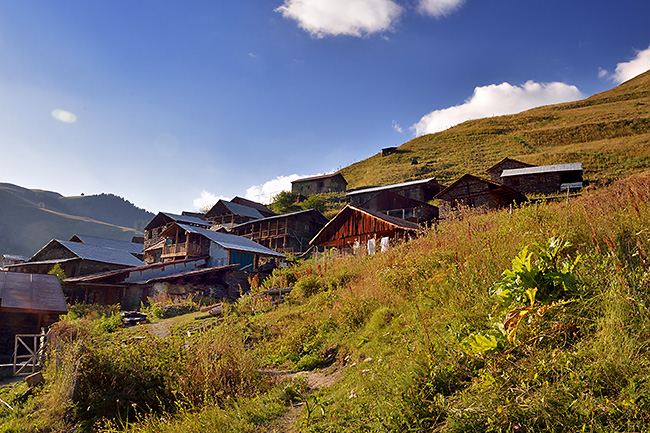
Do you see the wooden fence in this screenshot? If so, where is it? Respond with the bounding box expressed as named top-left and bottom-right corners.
top-left (13, 330), bottom-right (47, 376)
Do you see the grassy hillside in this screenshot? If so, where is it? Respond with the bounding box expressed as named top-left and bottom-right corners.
top-left (341, 70), bottom-right (650, 190)
top-left (3, 171), bottom-right (650, 432)
top-left (0, 183), bottom-right (153, 257)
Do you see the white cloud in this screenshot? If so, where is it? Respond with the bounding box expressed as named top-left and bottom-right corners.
top-left (51, 109), bottom-right (77, 124)
top-left (417, 0), bottom-right (464, 17)
top-left (245, 174), bottom-right (302, 204)
top-left (275, 0), bottom-right (403, 38)
top-left (193, 190), bottom-right (226, 211)
top-left (412, 80), bottom-right (584, 136)
top-left (392, 120), bottom-right (403, 133)
top-left (611, 45), bottom-right (650, 84)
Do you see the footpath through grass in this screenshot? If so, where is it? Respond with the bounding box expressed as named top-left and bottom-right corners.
top-left (3, 172), bottom-right (650, 432)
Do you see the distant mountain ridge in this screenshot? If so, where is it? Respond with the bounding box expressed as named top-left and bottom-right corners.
top-left (0, 183), bottom-right (154, 257)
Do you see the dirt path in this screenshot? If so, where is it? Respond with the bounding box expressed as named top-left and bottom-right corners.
top-left (260, 365), bottom-right (344, 432)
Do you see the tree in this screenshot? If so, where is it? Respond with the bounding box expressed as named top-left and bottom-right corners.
top-left (270, 191), bottom-right (300, 214)
top-left (300, 193), bottom-right (328, 213)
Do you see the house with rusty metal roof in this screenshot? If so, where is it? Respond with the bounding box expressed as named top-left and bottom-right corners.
top-left (0, 271), bottom-right (67, 363)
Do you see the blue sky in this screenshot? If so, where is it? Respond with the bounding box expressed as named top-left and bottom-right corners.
top-left (1, 0), bottom-right (649, 214)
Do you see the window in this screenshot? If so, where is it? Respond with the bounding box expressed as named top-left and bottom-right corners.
top-left (537, 174), bottom-right (546, 183)
top-left (511, 177), bottom-right (520, 186)
top-left (467, 197), bottom-right (476, 208)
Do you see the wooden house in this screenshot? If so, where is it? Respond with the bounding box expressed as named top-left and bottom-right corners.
top-left (486, 157), bottom-right (535, 183)
top-left (435, 174), bottom-right (527, 219)
top-left (230, 196), bottom-right (275, 218)
top-left (64, 258), bottom-right (249, 309)
top-left (1, 254), bottom-right (27, 269)
top-left (359, 190), bottom-right (438, 224)
top-left (205, 199), bottom-right (265, 230)
top-left (7, 239), bottom-right (145, 278)
top-left (310, 205), bottom-right (419, 255)
top-left (143, 212), bottom-right (210, 263)
top-left (230, 209), bottom-right (329, 254)
top-left (346, 177), bottom-right (443, 207)
top-left (69, 234), bottom-right (144, 260)
top-left (0, 272), bottom-right (67, 364)
top-left (291, 173), bottom-right (348, 196)
top-left (500, 163), bottom-right (584, 195)
top-left (159, 222), bottom-right (285, 271)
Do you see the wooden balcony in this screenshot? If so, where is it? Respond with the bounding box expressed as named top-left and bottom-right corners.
top-left (162, 243), bottom-right (202, 258)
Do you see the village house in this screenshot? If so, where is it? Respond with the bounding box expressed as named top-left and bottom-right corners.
top-left (346, 177), bottom-right (443, 207)
top-left (291, 173), bottom-right (348, 197)
top-left (230, 208), bottom-right (329, 255)
top-left (486, 157), bottom-right (536, 183)
top-left (500, 162), bottom-right (584, 196)
top-left (205, 199), bottom-right (265, 231)
top-left (358, 190), bottom-right (438, 225)
top-left (159, 222), bottom-right (285, 271)
top-left (63, 258), bottom-right (250, 309)
top-left (230, 196), bottom-right (275, 217)
top-left (1, 254), bottom-right (27, 270)
top-left (143, 212), bottom-right (210, 263)
top-left (435, 174), bottom-right (527, 219)
top-left (7, 238), bottom-right (145, 278)
top-left (68, 234), bottom-right (145, 261)
top-left (0, 271), bottom-right (67, 365)
top-left (310, 204), bottom-right (420, 255)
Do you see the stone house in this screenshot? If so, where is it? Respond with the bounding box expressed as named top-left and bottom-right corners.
top-left (435, 174), bottom-right (527, 219)
top-left (500, 163), bottom-right (584, 196)
top-left (291, 173), bottom-right (348, 196)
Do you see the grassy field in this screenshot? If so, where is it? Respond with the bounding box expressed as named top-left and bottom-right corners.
top-left (3, 170), bottom-right (650, 432)
top-left (341, 70), bottom-right (650, 191)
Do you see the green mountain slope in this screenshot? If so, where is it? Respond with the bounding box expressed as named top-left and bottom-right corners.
top-left (341, 70), bottom-right (650, 190)
top-left (0, 183), bottom-right (154, 257)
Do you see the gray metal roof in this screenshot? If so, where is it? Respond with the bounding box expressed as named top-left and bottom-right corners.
top-left (501, 163), bottom-right (583, 178)
top-left (346, 177), bottom-right (437, 197)
top-left (232, 208), bottom-right (328, 228)
top-left (70, 235), bottom-right (143, 255)
top-left (0, 271), bottom-right (68, 314)
top-left (57, 240), bottom-right (145, 267)
top-left (161, 212), bottom-right (210, 227)
top-left (1, 254), bottom-right (28, 262)
top-left (220, 200), bottom-right (264, 219)
top-left (176, 223), bottom-right (285, 258)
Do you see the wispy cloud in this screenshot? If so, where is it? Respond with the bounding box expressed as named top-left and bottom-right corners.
top-left (392, 120), bottom-right (403, 133)
top-left (51, 109), bottom-right (77, 124)
top-left (417, 0), bottom-right (464, 17)
top-left (275, 0), bottom-right (403, 38)
top-left (412, 81), bottom-right (584, 136)
top-left (611, 45), bottom-right (650, 84)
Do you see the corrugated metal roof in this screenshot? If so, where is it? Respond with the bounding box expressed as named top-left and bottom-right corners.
top-left (1, 254), bottom-right (28, 262)
top-left (161, 212), bottom-right (210, 227)
top-left (71, 234), bottom-right (143, 255)
top-left (0, 271), bottom-right (68, 314)
top-left (220, 201), bottom-right (264, 219)
top-left (346, 178), bottom-right (437, 197)
top-left (233, 208), bottom-right (328, 228)
top-left (58, 240), bottom-right (145, 267)
top-left (176, 223), bottom-right (285, 258)
top-left (501, 163), bottom-right (583, 177)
